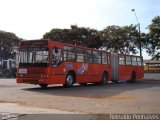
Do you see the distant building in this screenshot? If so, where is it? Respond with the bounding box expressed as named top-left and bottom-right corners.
top-left (143, 59), bottom-right (160, 73)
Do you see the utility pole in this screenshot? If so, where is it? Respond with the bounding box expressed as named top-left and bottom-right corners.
top-left (131, 9), bottom-right (142, 56)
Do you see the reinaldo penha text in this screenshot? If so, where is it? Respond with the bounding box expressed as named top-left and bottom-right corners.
top-left (110, 114), bottom-right (159, 120)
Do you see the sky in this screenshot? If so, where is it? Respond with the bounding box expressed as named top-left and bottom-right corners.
top-left (0, 0), bottom-right (160, 59)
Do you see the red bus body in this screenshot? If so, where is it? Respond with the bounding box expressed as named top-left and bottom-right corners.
top-left (16, 39), bottom-right (144, 86)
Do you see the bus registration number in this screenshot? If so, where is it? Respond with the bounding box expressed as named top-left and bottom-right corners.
top-left (19, 69), bottom-right (27, 74)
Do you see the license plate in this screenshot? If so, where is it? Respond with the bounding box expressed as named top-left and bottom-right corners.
top-left (19, 69), bottom-right (27, 74)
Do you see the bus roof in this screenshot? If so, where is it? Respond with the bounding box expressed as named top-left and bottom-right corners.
top-left (20, 39), bottom-right (142, 57)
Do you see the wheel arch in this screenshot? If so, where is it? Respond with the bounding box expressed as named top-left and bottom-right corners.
top-left (132, 71), bottom-right (136, 78)
top-left (103, 71), bottom-right (108, 80)
top-left (67, 70), bottom-right (76, 83)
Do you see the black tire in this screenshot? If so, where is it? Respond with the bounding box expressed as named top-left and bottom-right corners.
top-left (100, 72), bottom-right (108, 85)
top-left (129, 72), bottom-right (136, 83)
top-left (4, 70), bottom-right (11, 78)
top-left (39, 84), bottom-right (48, 88)
top-left (63, 72), bottom-right (74, 87)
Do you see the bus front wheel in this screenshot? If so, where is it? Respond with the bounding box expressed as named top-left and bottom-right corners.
top-left (63, 72), bottom-right (74, 87)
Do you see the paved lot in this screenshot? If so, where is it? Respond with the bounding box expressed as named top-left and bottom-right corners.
top-left (0, 78), bottom-right (160, 115)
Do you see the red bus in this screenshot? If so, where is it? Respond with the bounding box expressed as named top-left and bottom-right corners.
top-left (16, 39), bottom-right (144, 88)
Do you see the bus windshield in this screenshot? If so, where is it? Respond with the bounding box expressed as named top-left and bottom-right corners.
top-left (19, 48), bottom-right (49, 67)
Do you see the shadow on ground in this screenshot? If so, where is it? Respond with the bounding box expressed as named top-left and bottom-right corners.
top-left (22, 80), bottom-right (160, 99)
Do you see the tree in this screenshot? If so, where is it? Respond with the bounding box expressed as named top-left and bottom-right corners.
top-left (100, 25), bottom-right (139, 54)
top-left (43, 28), bottom-right (70, 43)
top-left (145, 16), bottom-right (160, 60)
top-left (0, 30), bottom-right (20, 60)
top-left (43, 25), bottom-right (102, 49)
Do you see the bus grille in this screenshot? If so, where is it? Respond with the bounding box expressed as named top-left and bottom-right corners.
top-left (22, 79), bottom-right (38, 83)
top-left (27, 69), bottom-right (45, 74)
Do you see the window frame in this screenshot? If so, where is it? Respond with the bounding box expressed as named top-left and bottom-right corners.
top-left (125, 55), bottom-right (132, 66)
top-left (92, 50), bottom-right (101, 64)
top-left (119, 55), bottom-right (125, 65)
top-left (85, 49), bottom-right (93, 63)
top-left (132, 56), bottom-right (137, 66)
top-left (76, 48), bottom-right (85, 62)
top-left (63, 46), bottom-right (76, 62)
top-left (102, 52), bottom-right (108, 64)
top-left (137, 57), bottom-right (142, 66)
top-left (52, 47), bottom-right (63, 67)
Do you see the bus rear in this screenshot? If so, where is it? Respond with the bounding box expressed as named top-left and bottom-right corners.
top-left (16, 40), bottom-right (50, 87)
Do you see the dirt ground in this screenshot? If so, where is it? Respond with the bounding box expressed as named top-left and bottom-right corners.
top-left (0, 78), bottom-right (160, 114)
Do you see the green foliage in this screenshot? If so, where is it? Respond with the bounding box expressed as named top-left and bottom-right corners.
top-left (43, 25), bottom-right (141, 54)
top-left (146, 16), bottom-right (160, 60)
top-left (0, 30), bottom-right (20, 60)
top-left (100, 25), bottom-right (139, 54)
top-left (43, 25), bottom-right (102, 49)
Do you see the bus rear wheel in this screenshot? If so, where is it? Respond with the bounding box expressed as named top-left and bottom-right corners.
top-left (129, 72), bottom-right (136, 83)
top-left (101, 72), bottom-right (108, 85)
top-left (39, 84), bottom-right (48, 88)
top-left (63, 72), bottom-right (74, 87)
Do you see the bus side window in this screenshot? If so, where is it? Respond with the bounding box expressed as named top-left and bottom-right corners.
top-left (52, 48), bottom-right (62, 67)
top-left (64, 46), bottom-right (75, 62)
top-left (132, 57), bottom-right (137, 66)
top-left (119, 55), bottom-right (125, 65)
top-left (97, 52), bottom-right (101, 64)
top-left (126, 56), bottom-right (132, 65)
top-left (76, 48), bottom-right (85, 62)
top-left (137, 57), bottom-right (142, 66)
top-left (102, 52), bottom-right (108, 64)
top-left (92, 51), bottom-right (101, 64)
top-left (107, 54), bottom-right (110, 64)
top-left (85, 50), bottom-right (92, 63)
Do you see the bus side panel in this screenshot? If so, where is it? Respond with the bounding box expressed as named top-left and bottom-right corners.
top-left (132, 66), bottom-right (144, 79)
top-left (49, 75), bottom-right (66, 84)
top-left (76, 62), bottom-right (89, 83)
top-left (88, 63), bottom-right (101, 82)
top-left (99, 64), bottom-right (111, 81)
top-left (49, 63), bottom-right (66, 84)
top-left (119, 66), bottom-right (132, 81)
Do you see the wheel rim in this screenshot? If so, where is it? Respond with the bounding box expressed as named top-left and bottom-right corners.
top-left (66, 75), bottom-right (73, 86)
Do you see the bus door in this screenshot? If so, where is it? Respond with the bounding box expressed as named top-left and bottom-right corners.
top-left (111, 53), bottom-right (119, 82)
top-left (51, 47), bottom-right (64, 84)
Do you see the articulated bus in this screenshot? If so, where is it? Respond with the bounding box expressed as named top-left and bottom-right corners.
top-left (16, 39), bottom-right (144, 88)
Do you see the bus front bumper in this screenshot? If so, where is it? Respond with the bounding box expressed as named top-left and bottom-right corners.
top-left (16, 78), bottom-right (48, 84)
